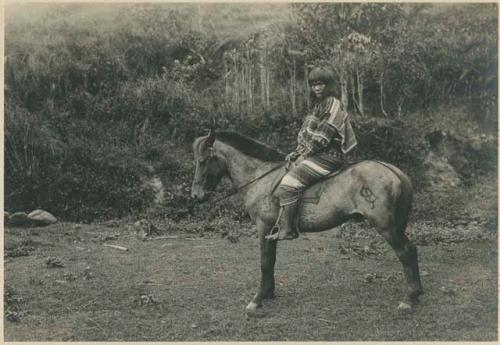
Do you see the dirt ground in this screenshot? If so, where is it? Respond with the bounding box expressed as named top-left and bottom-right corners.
top-left (4, 221), bottom-right (498, 341)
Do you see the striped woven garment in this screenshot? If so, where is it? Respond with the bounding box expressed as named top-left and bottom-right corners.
top-left (277, 96), bottom-right (357, 206)
top-left (296, 96), bottom-right (357, 157)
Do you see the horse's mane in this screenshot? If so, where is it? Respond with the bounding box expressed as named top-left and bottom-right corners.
top-left (215, 130), bottom-right (285, 162)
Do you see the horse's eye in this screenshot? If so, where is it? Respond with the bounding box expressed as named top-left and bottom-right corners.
top-left (198, 152), bottom-right (214, 165)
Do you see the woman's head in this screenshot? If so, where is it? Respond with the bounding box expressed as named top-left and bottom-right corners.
top-left (308, 67), bottom-right (336, 101)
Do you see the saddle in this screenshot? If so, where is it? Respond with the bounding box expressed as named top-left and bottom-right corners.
top-left (270, 165), bottom-right (345, 204)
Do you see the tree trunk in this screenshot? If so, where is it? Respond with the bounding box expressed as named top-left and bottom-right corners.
top-left (350, 73), bottom-right (355, 108)
top-left (305, 60), bottom-right (310, 110)
top-left (340, 70), bottom-right (349, 111)
top-left (259, 50), bottom-right (266, 111)
top-left (379, 72), bottom-right (388, 117)
top-left (265, 55), bottom-right (270, 109)
top-left (246, 47), bottom-right (252, 111)
top-left (356, 68), bottom-right (364, 116)
top-left (234, 58), bottom-right (240, 112)
top-left (224, 58), bottom-right (230, 103)
top-left (350, 73), bottom-right (360, 114)
top-left (290, 58), bottom-right (297, 116)
top-left (241, 61), bottom-right (246, 114)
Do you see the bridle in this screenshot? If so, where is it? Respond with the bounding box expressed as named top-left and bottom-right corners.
top-left (195, 161), bottom-right (285, 205)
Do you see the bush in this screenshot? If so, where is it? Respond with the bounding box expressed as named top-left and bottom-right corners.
top-left (4, 3), bottom-right (496, 223)
top-left (350, 117), bottom-right (427, 189)
top-left (5, 102), bottom-right (154, 221)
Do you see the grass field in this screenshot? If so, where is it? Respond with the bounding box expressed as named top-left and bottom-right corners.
top-left (4, 219), bottom-right (497, 341)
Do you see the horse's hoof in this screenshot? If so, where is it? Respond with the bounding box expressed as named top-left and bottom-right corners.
top-left (245, 302), bottom-right (267, 318)
top-left (245, 301), bottom-right (259, 311)
top-left (397, 301), bottom-right (413, 312)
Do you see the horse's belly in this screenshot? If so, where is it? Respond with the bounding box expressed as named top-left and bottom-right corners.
top-left (297, 200), bottom-right (350, 232)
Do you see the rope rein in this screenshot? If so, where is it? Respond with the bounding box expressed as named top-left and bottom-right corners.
top-left (205, 163), bottom-right (285, 205)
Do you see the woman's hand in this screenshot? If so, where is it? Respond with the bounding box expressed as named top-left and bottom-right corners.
top-left (285, 151), bottom-right (300, 163)
top-left (312, 136), bottom-right (329, 148)
top-left (294, 155), bottom-right (305, 165)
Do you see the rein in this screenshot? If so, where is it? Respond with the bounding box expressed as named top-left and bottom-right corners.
top-left (198, 163), bottom-right (285, 205)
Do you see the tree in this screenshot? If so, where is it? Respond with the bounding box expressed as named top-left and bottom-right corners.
top-left (291, 3), bottom-right (405, 113)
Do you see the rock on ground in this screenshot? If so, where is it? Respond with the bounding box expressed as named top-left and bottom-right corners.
top-left (8, 212), bottom-right (31, 227)
top-left (28, 209), bottom-right (58, 226)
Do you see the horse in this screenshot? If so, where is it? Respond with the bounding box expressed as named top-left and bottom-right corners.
top-left (190, 130), bottom-right (423, 313)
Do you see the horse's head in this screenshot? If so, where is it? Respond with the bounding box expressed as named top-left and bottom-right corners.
top-left (191, 130), bottom-right (227, 201)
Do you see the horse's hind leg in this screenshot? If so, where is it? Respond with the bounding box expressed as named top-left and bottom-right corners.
top-left (392, 233), bottom-right (423, 302)
top-left (246, 219), bottom-right (277, 312)
top-left (377, 225), bottom-right (423, 303)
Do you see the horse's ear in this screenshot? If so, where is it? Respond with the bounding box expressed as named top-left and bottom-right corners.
top-left (205, 129), bottom-right (215, 148)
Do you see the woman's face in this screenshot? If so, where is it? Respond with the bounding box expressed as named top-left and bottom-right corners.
top-left (311, 82), bottom-right (326, 98)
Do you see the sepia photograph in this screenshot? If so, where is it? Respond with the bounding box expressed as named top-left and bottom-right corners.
top-left (3, 2), bottom-right (498, 342)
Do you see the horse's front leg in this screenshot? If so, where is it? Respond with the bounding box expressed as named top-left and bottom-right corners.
top-left (246, 219), bottom-right (277, 312)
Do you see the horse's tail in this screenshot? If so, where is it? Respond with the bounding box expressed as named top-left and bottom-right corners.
top-left (374, 161), bottom-right (413, 234)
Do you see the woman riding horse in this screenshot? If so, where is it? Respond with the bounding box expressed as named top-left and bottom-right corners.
top-left (191, 68), bottom-right (423, 310)
top-left (267, 66), bottom-right (357, 240)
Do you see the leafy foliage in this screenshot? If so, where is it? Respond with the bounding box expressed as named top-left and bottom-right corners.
top-left (4, 3), bottom-right (497, 222)
top-left (350, 118), bottom-right (427, 188)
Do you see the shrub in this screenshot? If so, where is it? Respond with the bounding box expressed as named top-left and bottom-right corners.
top-left (5, 102), bottom-right (154, 221)
top-left (4, 3), bottom-right (496, 223)
top-left (350, 117), bottom-right (427, 189)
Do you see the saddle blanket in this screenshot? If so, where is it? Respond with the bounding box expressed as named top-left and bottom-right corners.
top-left (271, 168), bottom-right (342, 204)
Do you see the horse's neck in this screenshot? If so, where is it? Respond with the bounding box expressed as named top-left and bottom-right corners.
top-left (216, 142), bottom-right (277, 189)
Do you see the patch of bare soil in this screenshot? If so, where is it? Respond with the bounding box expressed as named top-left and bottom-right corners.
top-left (4, 221), bottom-right (497, 341)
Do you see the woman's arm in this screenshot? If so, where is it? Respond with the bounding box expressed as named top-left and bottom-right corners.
top-left (296, 120), bottom-right (340, 157)
top-left (293, 97), bottom-right (347, 158)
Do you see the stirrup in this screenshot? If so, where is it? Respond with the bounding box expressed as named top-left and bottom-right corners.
top-left (265, 207), bottom-right (284, 240)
